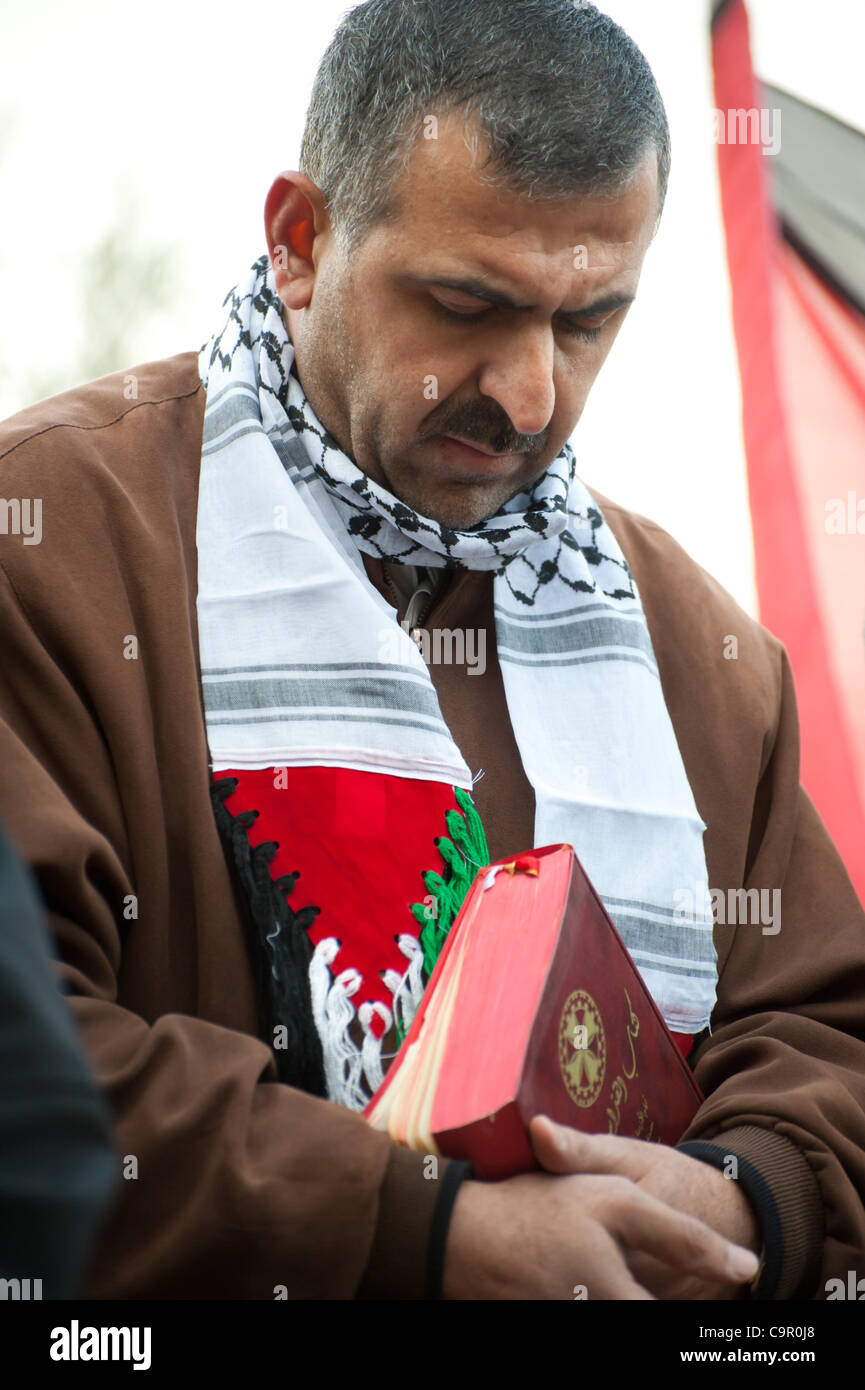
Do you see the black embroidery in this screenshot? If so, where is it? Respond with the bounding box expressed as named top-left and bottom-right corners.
top-left (210, 776), bottom-right (326, 1097)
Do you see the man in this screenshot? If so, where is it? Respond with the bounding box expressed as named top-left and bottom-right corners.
top-left (0, 0), bottom-right (864, 1300)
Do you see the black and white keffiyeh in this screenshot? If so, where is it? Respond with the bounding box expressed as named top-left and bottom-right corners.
top-left (197, 256), bottom-right (717, 1035)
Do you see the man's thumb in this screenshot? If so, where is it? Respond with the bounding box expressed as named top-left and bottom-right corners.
top-left (529, 1115), bottom-right (648, 1178)
top-left (529, 1115), bottom-right (592, 1173)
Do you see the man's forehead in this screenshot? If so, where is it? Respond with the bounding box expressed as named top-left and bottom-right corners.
top-left (373, 111), bottom-right (659, 297)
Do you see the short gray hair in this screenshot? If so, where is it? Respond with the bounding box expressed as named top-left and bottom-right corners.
top-left (300, 0), bottom-right (671, 255)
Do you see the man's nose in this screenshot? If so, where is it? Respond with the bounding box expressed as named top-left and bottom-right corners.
top-left (476, 325), bottom-right (556, 440)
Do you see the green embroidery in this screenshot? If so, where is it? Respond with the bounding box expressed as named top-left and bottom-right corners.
top-left (397, 786), bottom-right (491, 1044)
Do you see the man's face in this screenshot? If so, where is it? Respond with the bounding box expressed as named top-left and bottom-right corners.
top-left (284, 113), bottom-right (659, 529)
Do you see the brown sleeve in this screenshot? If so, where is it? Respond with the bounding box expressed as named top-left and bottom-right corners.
top-left (677, 642), bottom-right (865, 1300)
top-left (356, 1147), bottom-right (464, 1299)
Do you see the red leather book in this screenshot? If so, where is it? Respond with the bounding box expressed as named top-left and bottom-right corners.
top-left (365, 842), bottom-right (703, 1179)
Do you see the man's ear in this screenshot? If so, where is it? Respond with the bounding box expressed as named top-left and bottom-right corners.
top-left (264, 172), bottom-right (329, 311)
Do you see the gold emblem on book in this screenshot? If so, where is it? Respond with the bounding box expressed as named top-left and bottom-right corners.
top-left (559, 990), bottom-right (606, 1108)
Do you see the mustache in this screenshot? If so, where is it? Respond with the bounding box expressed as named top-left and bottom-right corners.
top-left (419, 404), bottom-right (548, 457)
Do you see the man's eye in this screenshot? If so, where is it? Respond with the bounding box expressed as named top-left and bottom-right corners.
top-left (559, 320), bottom-right (604, 343)
top-left (431, 296), bottom-right (606, 342)
top-left (432, 298), bottom-right (487, 323)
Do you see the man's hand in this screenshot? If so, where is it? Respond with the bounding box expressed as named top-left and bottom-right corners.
top-left (441, 1134), bottom-right (761, 1300)
top-left (528, 1116), bottom-right (763, 1300)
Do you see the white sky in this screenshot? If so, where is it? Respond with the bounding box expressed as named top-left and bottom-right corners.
top-left (1, 0), bottom-right (862, 612)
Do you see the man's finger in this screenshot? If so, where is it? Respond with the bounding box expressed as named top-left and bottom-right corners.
top-left (612, 1186), bottom-right (760, 1286)
top-left (529, 1114), bottom-right (660, 1179)
top-left (627, 1248), bottom-right (732, 1301)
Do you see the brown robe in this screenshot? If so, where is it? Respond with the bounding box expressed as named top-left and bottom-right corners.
top-left (0, 351), bottom-right (863, 1299)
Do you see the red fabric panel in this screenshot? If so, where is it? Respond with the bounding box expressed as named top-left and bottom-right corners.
top-left (774, 245), bottom-right (865, 876)
top-left (780, 249), bottom-right (865, 411)
top-left (222, 767), bottom-right (461, 1029)
top-left (712, 0), bottom-right (865, 902)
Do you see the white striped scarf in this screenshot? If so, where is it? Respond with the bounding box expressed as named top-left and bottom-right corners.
top-left (196, 256), bottom-right (717, 1063)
